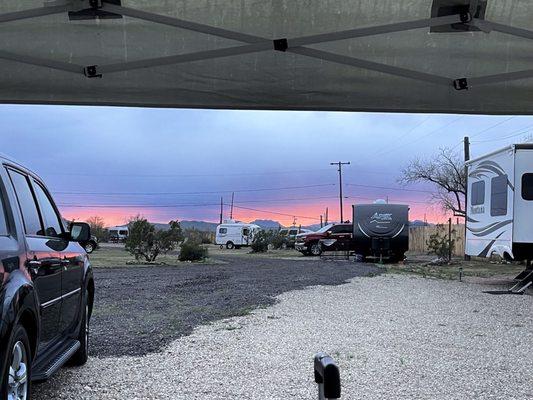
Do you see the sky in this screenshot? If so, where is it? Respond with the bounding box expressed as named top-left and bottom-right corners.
top-left (1, 104), bottom-right (532, 227)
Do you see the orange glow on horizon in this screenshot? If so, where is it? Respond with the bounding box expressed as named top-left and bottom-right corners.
top-left (60, 200), bottom-right (451, 228)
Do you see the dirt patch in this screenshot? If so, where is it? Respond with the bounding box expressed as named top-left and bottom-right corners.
top-left (89, 253), bottom-right (382, 357)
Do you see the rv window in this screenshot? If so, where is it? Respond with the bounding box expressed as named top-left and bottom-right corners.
top-left (490, 175), bottom-right (508, 216)
top-left (219, 228), bottom-right (227, 234)
top-left (242, 228), bottom-right (250, 236)
top-left (522, 174), bottom-right (533, 201)
top-left (470, 181), bottom-right (485, 206)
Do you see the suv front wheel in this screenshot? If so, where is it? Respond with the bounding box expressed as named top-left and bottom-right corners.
top-left (309, 242), bottom-right (322, 256)
top-left (1, 325), bottom-right (32, 400)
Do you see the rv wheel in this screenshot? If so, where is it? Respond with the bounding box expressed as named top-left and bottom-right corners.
top-left (226, 241), bottom-right (235, 250)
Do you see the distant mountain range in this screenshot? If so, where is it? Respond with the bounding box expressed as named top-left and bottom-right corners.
top-left (142, 218), bottom-right (431, 232)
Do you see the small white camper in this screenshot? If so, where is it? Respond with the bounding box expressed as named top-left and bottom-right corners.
top-left (108, 225), bottom-right (129, 242)
top-left (215, 220), bottom-right (261, 249)
top-left (466, 144), bottom-right (533, 261)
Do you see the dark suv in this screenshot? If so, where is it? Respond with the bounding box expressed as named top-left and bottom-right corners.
top-left (0, 155), bottom-right (94, 399)
top-left (295, 223), bottom-right (353, 256)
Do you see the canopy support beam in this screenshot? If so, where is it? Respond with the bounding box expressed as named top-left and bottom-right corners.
top-left (1, 2), bottom-right (533, 89)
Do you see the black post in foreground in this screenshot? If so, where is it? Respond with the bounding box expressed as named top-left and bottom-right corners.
top-left (464, 136), bottom-right (470, 261)
top-left (330, 161), bottom-right (350, 222)
top-left (314, 353), bottom-right (341, 399)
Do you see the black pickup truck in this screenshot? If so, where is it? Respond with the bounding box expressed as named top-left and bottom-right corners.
top-left (0, 154), bottom-right (94, 399)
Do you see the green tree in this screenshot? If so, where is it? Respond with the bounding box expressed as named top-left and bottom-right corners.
top-left (86, 216), bottom-right (109, 242)
top-left (125, 216), bottom-right (184, 262)
top-left (426, 224), bottom-right (455, 261)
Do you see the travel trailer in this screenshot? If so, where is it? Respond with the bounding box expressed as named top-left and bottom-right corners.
top-left (108, 225), bottom-right (129, 242)
top-left (215, 220), bottom-right (261, 249)
top-left (352, 201), bottom-right (409, 262)
top-left (466, 144), bottom-right (533, 261)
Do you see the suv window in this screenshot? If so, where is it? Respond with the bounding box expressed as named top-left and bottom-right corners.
top-left (33, 180), bottom-right (63, 237)
top-left (329, 224), bottom-right (352, 234)
top-left (471, 181), bottom-right (485, 206)
top-left (522, 173), bottom-right (533, 201)
top-left (490, 175), bottom-right (508, 216)
top-left (0, 183), bottom-right (8, 236)
top-left (8, 169), bottom-right (43, 235)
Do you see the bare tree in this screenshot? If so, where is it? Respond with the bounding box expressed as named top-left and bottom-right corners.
top-left (399, 148), bottom-right (466, 218)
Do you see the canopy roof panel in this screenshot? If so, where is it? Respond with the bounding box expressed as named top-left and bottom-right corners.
top-left (0, 0), bottom-right (531, 114)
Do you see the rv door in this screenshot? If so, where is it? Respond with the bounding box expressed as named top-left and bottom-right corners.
top-left (242, 227), bottom-right (250, 245)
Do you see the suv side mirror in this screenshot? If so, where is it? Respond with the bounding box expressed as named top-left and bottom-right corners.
top-left (69, 222), bottom-right (91, 242)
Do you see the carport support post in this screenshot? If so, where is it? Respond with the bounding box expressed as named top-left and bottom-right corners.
top-left (464, 136), bottom-right (471, 261)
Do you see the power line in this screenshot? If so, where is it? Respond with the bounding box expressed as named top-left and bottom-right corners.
top-left (346, 183), bottom-right (436, 194)
top-left (469, 116), bottom-right (516, 140)
top-left (372, 115), bottom-right (464, 158)
top-left (57, 195), bottom-right (340, 208)
top-left (43, 168), bottom-right (332, 178)
top-left (52, 183), bottom-right (335, 196)
top-left (230, 205), bottom-right (320, 221)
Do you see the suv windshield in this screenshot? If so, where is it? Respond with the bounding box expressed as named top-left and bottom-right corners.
top-left (315, 223), bottom-right (334, 233)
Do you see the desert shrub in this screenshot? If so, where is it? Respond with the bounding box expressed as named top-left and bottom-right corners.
top-left (427, 224), bottom-right (455, 261)
top-left (125, 216), bottom-right (184, 262)
top-left (179, 240), bottom-right (208, 261)
top-left (184, 228), bottom-right (213, 245)
top-left (250, 230), bottom-right (270, 253)
top-left (269, 231), bottom-right (286, 249)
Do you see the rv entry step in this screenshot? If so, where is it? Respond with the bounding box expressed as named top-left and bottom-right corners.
top-left (484, 268), bottom-right (533, 295)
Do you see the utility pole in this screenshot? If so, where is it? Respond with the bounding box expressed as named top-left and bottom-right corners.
top-left (464, 136), bottom-right (470, 261)
top-left (330, 161), bottom-right (350, 222)
top-left (325, 207), bottom-right (329, 225)
top-left (320, 215), bottom-right (323, 228)
top-left (230, 192), bottom-right (235, 220)
top-left (219, 197), bottom-right (223, 224)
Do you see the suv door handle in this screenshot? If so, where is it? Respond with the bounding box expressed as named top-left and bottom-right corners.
top-left (27, 260), bottom-right (41, 275)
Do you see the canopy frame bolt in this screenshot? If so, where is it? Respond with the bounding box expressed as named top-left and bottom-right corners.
top-left (273, 38), bottom-right (289, 52)
top-left (89, 0), bottom-right (103, 9)
top-left (460, 11), bottom-right (472, 23)
top-left (84, 65), bottom-right (102, 78)
top-left (453, 78), bottom-right (469, 90)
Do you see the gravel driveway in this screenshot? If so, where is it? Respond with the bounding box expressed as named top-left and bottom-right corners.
top-left (83, 254), bottom-right (381, 357)
top-left (35, 273), bottom-right (533, 399)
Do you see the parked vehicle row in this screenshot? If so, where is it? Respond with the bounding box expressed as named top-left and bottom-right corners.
top-left (0, 154), bottom-right (95, 399)
top-left (295, 202), bottom-right (409, 262)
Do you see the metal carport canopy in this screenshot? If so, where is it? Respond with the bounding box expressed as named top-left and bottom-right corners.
top-left (0, 0), bottom-right (532, 114)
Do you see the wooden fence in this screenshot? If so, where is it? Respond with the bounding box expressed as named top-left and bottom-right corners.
top-left (409, 224), bottom-right (465, 256)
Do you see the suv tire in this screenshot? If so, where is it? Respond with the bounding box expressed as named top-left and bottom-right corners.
top-left (71, 291), bottom-right (89, 366)
top-left (84, 241), bottom-right (96, 254)
top-left (1, 325), bottom-right (32, 400)
top-left (309, 242), bottom-right (322, 256)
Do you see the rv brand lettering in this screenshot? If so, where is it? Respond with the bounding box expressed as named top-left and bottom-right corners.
top-left (470, 206), bottom-right (485, 215)
top-left (370, 213), bottom-right (393, 224)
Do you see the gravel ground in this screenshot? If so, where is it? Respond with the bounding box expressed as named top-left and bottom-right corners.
top-left (87, 254), bottom-right (381, 357)
top-left (35, 274), bottom-right (533, 399)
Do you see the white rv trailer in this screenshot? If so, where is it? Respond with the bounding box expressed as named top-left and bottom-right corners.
top-left (465, 144), bottom-right (533, 261)
top-left (215, 220), bottom-right (261, 249)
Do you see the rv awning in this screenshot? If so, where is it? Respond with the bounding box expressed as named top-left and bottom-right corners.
top-left (0, 0), bottom-right (532, 114)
